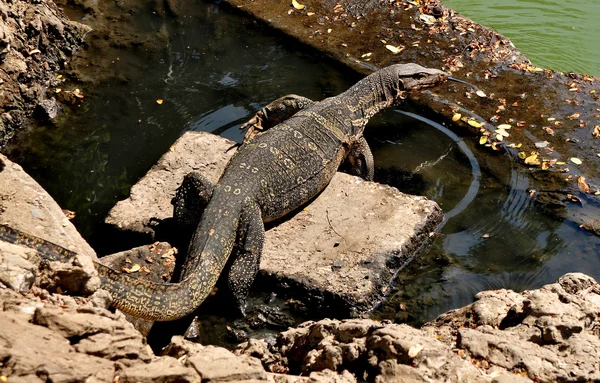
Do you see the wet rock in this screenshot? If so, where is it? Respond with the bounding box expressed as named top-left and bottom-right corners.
top-left (0, 153), bottom-right (100, 294)
top-left (106, 131), bottom-right (442, 316)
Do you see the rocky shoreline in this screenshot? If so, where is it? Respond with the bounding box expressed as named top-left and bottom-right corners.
top-left (2, 0), bottom-right (600, 382)
top-left (3, 132), bottom-right (600, 382)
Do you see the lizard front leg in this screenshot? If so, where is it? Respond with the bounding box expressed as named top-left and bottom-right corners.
top-left (343, 136), bottom-right (375, 181)
top-left (241, 94), bottom-right (314, 143)
top-left (172, 172), bottom-right (214, 231)
top-left (227, 202), bottom-right (265, 316)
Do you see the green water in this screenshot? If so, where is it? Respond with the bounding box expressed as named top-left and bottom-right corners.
top-left (443, 0), bottom-right (600, 77)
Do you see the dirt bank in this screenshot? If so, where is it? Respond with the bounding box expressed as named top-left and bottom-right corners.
top-left (0, 0), bottom-right (91, 146)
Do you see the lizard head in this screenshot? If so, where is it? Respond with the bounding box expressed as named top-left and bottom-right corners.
top-left (384, 63), bottom-right (448, 95)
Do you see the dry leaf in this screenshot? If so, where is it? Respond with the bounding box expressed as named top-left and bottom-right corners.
top-left (479, 135), bottom-right (488, 145)
top-left (496, 129), bottom-right (509, 137)
top-left (385, 45), bottom-right (405, 54)
top-left (124, 264), bottom-right (141, 273)
top-left (593, 126), bottom-right (600, 138)
top-left (570, 157), bottom-right (583, 165)
top-left (291, 0), bottom-right (305, 10)
top-left (452, 113), bottom-right (462, 122)
top-left (578, 176), bottom-right (590, 193)
top-left (524, 153), bottom-right (540, 165)
top-left (518, 151), bottom-right (527, 159)
top-left (482, 233), bottom-right (490, 238)
top-left (475, 90), bottom-right (487, 98)
top-left (468, 120), bottom-right (482, 128)
top-left (156, 99), bottom-right (164, 105)
top-left (497, 124), bottom-right (511, 130)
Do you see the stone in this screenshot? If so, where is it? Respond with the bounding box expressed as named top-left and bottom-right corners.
top-left (106, 131), bottom-right (443, 315)
top-left (117, 356), bottom-right (200, 383)
top-left (186, 345), bottom-right (269, 382)
top-left (0, 153), bottom-right (100, 294)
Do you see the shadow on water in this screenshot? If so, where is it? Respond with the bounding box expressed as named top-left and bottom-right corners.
top-left (3, 0), bottom-right (600, 344)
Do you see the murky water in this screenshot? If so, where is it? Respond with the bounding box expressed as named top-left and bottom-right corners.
top-left (4, 1), bottom-right (600, 337)
top-left (443, 0), bottom-right (600, 77)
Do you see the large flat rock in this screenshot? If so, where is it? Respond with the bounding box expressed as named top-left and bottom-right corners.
top-left (0, 154), bottom-right (99, 294)
top-left (106, 131), bottom-right (443, 315)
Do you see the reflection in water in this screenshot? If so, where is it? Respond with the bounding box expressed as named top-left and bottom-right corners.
top-left (3, 0), bottom-right (600, 334)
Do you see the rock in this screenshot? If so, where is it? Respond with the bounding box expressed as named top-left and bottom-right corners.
top-left (105, 131), bottom-right (234, 237)
top-left (106, 131), bottom-right (442, 316)
top-left (186, 345), bottom-right (269, 382)
top-left (0, 240), bottom-right (37, 293)
top-left (0, 153), bottom-right (100, 294)
top-left (118, 356), bottom-right (200, 383)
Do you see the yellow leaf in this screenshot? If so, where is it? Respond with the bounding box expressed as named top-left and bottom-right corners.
top-left (307, 12), bottom-right (315, 16)
top-left (124, 264), bottom-right (141, 273)
top-left (156, 99), bottom-right (164, 105)
top-left (518, 151), bottom-right (527, 159)
top-left (479, 135), bottom-right (488, 145)
top-left (57, 74), bottom-right (63, 79)
top-left (556, 161), bottom-right (566, 165)
top-left (541, 161), bottom-right (550, 170)
top-left (524, 154), bottom-right (540, 165)
top-left (497, 124), bottom-right (511, 130)
top-left (468, 120), bottom-right (482, 128)
top-left (570, 157), bottom-right (583, 165)
top-left (452, 113), bottom-right (461, 122)
top-left (292, 0), bottom-right (305, 10)
top-left (361, 52), bottom-right (373, 58)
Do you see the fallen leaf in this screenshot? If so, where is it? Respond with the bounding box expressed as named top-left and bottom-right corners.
top-left (566, 113), bottom-right (580, 120)
top-left (496, 129), bottom-right (509, 137)
top-left (479, 135), bottom-right (488, 145)
top-left (543, 127), bottom-right (555, 135)
top-left (541, 161), bottom-right (550, 170)
top-left (495, 134), bottom-right (503, 141)
top-left (29, 49), bottom-right (41, 55)
top-left (307, 12), bottom-right (315, 16)
top-left (518, 151), bottom-right (527, 159)
top-left (452, 113), bottom-right (462, 122)
top-left (124, 264), bottom-right (141, 273)
top-left (578, 176), bottom-right (590, 193)
top-left (593, 126), bottom-right (600, 138)
top-left (385, 45), bottom-right (405, 54)
top-left (497, 124), bottom-right (511, 130)
top-left (361, 52), bottom-right (373, 58)
top-left (156, 99), bottom-right (164, 105)
top-left (408, 344), bottom-right (424, 358)
top-left (524, 153), bottom-right (540, 165)
top-left (475, 90), bottom-right (487, 98)
top-left (482, 233), bottom-right (490, 238)
top-left (570, 157), bottom-right (583, 165)
top-left (291, 0), bottom-right (305, 10)
top-left (468, 120), bottom-right (482, 128)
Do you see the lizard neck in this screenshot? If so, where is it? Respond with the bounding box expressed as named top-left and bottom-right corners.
top-left (339, 70), bottom-right (405, 136)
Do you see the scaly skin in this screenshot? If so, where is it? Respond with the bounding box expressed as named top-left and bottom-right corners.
top-left (0, 64), bottom-right (447, 321)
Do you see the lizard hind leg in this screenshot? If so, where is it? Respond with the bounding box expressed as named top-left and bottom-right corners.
top-left (172, 172), bottom-right (215, 231)
top-left (227, 202), bottom-right (265, 316)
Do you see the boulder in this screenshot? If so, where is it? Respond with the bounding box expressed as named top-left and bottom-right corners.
top-left (0, 153), bottom-right (99, 294)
